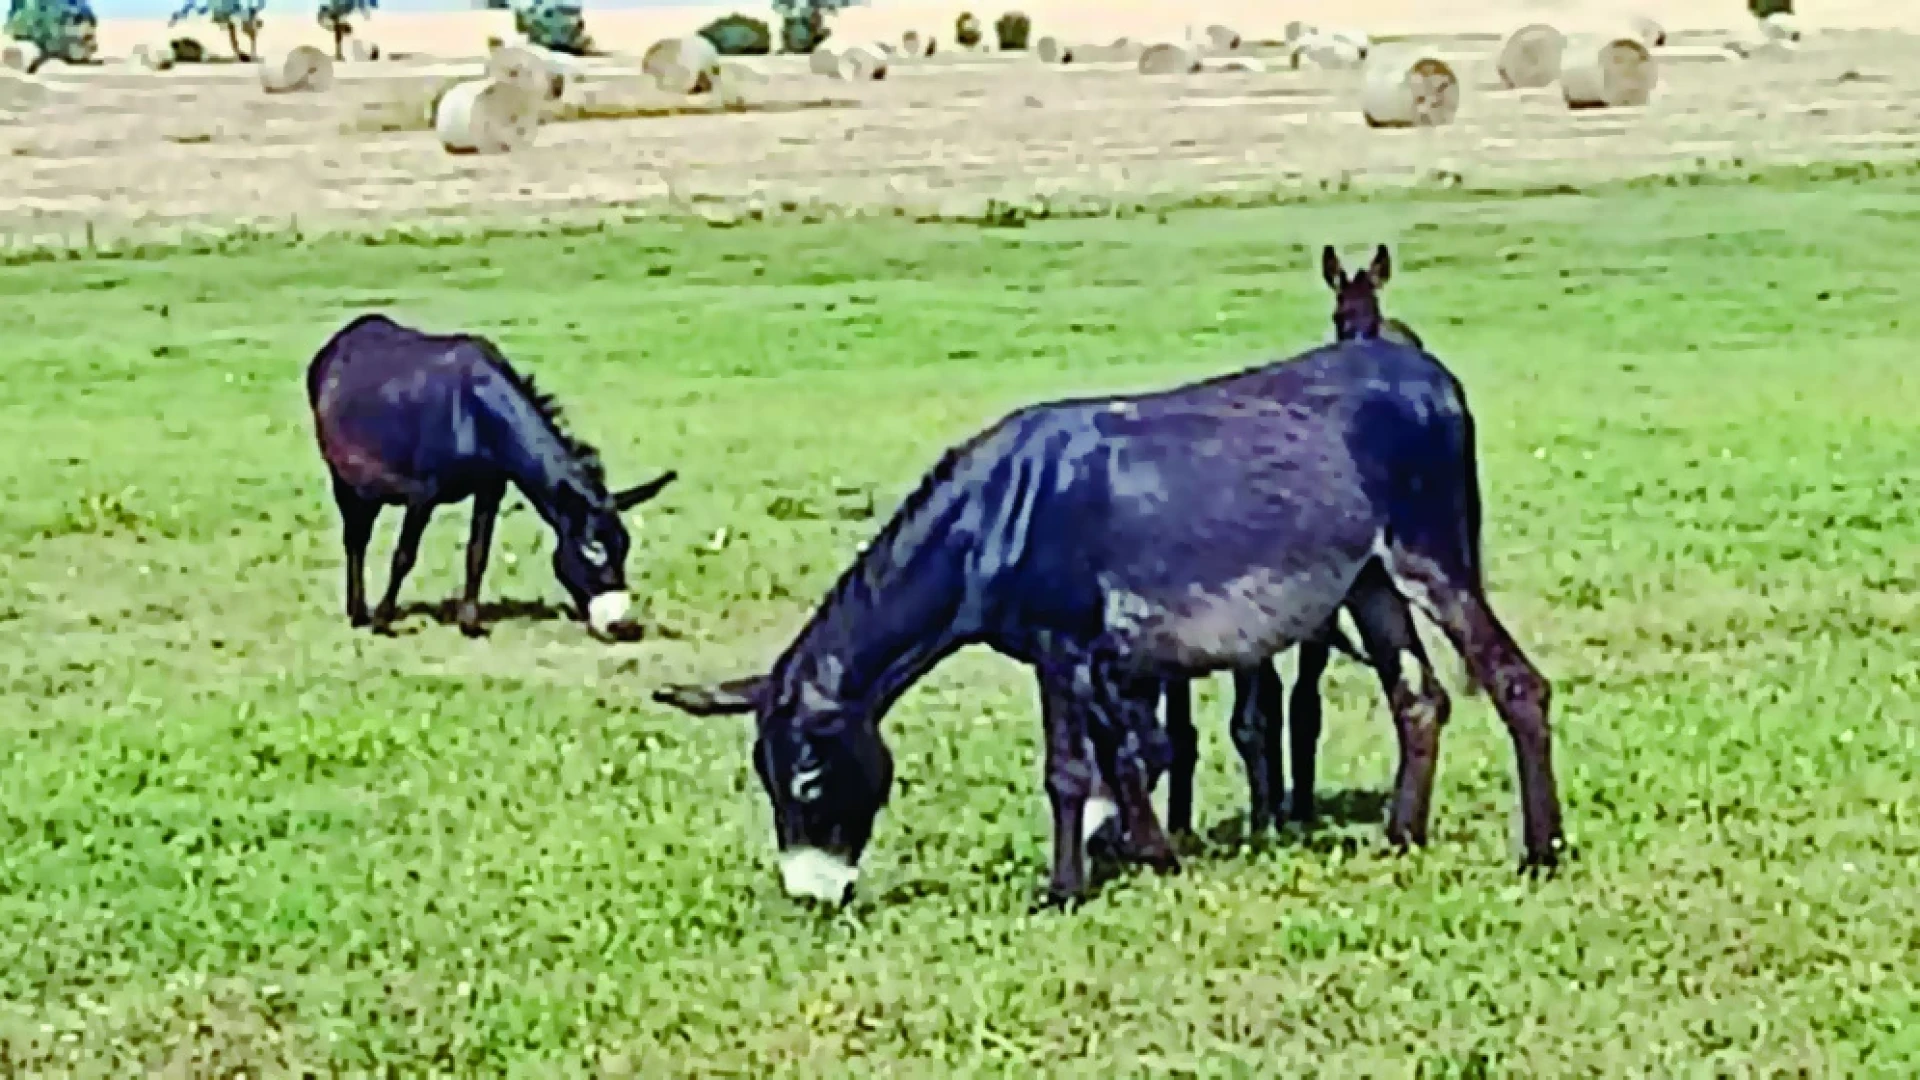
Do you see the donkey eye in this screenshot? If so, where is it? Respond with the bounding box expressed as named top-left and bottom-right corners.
top-left (581, 540), bottom-right (607, 566)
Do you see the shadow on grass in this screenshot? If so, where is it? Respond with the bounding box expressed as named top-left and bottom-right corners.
top-left (394, 596), bottom-right (574, 629)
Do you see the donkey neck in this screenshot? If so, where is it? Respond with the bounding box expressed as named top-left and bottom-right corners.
top-left (473, 376), bottom-right (604, 521)
top-left (775, 504), bottom-right (975, 726)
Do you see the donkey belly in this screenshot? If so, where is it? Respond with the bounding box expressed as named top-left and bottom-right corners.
top-left (1104, 555), bottom-right (1367, 673)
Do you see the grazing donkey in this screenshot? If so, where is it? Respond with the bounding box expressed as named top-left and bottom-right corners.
top-left (1155, 242), bottom-right (1428, 841)
top-left (306, 314), bottom-right (678, 639)
top-left (654, 333), bottom-right (1563, 907)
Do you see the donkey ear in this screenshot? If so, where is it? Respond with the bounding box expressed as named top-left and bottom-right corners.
top-left (612, 469), bottom-right (678, 512)
top-left (653, 674), bottom-right (767, 717)
top-left (1321, 245), bottom-right (1346, 291)
top-left (1368, 244), bottom-right (1392, 288)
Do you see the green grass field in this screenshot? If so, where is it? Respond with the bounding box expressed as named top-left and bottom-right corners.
top-left (4, 167), bottom-right (1920, 1074)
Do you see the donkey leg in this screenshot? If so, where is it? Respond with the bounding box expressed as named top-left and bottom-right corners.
top-left (1163, 677), bottom-right (1198, 838)
top-left (1227, 665), bottom-right (1275, 832)
top-left (1084, 659), bottom-right (1178, 871)
top-left (1035, 662), bottom-right (1095, 903)
top-left (1385, 552), bottom-right (1562, 870)
top-left (1288, 642), bottom-right (1330, 825)
top-left (457, 482), bottom-right (505, 638)
top-left (331, 476), bottom-right (379, 628)
top-left (1255, 659), bottom-right (1288, 826)
top-left (371, 503), bottom-right (435, 632)
top-left (1345, 577), bottom-right (1449, 849)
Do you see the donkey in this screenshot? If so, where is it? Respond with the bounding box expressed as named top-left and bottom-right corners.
top-left (306, 314), bottom-right (678, 639)
top-left (653, 334), bottom-right (1563, 906)
top-left (1155, 242), bottom-right (1429, 840)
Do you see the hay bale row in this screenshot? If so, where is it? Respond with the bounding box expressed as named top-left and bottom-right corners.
top-left (435, 78), bottom-right (540, 154)
top-left (260, 45), bottom-right (333, 93)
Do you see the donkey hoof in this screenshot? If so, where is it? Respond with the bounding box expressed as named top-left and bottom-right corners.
top-left (458, 619), bottom-right (489, 639)
top-left (348, 609), bottom-right (371, 629)
top-left (1036, 884), bottom-right (1087, 913)
top-left (1521, 839), bottom-right (1570, 878)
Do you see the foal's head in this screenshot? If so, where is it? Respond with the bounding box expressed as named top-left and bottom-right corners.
top-left (1321, 244), bottom-right (1394, 342)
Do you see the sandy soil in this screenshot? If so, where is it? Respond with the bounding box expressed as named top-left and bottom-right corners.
top-left (2, 8), bottom-right (1917, 247)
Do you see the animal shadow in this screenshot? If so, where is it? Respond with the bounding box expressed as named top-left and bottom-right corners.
top-left (1195, 787), bottom-right (1391, 858)
top-left (393, 596), bottom-right (575, 633)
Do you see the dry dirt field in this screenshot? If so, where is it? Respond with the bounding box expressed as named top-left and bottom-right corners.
top-left (2, 25), bottom-right (1918, 247)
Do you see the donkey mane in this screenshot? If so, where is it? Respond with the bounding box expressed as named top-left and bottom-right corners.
top-left (467, 335), bottom-right (608, 492)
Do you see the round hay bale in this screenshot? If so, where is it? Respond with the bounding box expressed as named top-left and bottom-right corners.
top-left (808, 48), bottom-right (840, 75)
top-left (1138, 43), bottom-right (1201, 75)
top-left (1496, 23), bottom-right (1564, 89)
top-left (488, 43), bottom-right (565, 100)
top-left (643, 35), bottom-right (720, 94)
top-left (1036, 35), bottom-right (1065, 63)
top-left (1759, 13), bottom-right (1802, 43)
top-left (1362, 46), bottom-right (1459, 128)
top-left (1629, 16), bottom-right (1665, 47)
top-left (346, 37), bottom-right (378, 62)
top-left (901, 30), bottom-right (936, 57)
top-left (1560, 34), bottom-right (1656, 109)
top-left (1291, 33), bottom-right (1364, 70)
top-left (1203, 24), bottom-right (1241, 52)
top-left (434, 78), bottom-right (540, 155)
top-left (131, 42), bottom-right (175, 71)
top-left (0, 44), bottom-right (24, 72)
top-left (1284, 21), bottom-right (1314, 45)
top-left (259, 45), bottom-right (334, 93)
top-left (835, 46), bottom-right (888, 81)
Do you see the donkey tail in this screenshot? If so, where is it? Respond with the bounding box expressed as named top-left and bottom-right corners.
top-left (1454, 406), bottom-right (1489, 698)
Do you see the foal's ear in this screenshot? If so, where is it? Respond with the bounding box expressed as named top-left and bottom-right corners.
top-left (1321, 245), bottom-right (1346, 291)
top-left (1367, 244), bottom-right (1392, 288)
top-left (612, 469), bottom-right (679, 512)
top-left (653, 674), bottom-right (768, 717)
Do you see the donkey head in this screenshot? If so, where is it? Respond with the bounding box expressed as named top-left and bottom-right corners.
top-left (1321, 244), bottom-right (1393, 342)
top-left (551, 469), bottom-right (678, 638)
top-left (655, 664), bottom-right (894, 906)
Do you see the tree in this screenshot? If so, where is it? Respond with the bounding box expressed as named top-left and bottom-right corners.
top-left (170, 0), bottom-right (262, 61)
top-left (6, 0), bottom-right (97, 72)
top-left (316, 0), bottom-right (375, 61)
top-left (514, 0), bottom-right (591, 56)
top-left (770, 0), bottom-right (850, 54)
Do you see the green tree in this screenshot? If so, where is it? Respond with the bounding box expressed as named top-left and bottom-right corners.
top-left (771, 0), bottom-right (850, 54)
top-left (514, 0), bottom-right (592, 56)
top-left (6, 0), bottom-right (97, 71)
top-left (316, 0), bottom-right (375, 61)
top-left (170, 0), bottom-right (263, 61)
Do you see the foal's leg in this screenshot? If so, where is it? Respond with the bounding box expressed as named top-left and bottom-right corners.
top-left (1035, 663), bottom-right (1097, 902)
top-left (1287, 641), bottom-right (1330, 824)
top-left (331, 476), bottom-right (379, 628)
top-left (1344, 574), bottom-right (1450, 849)
top-left (1227, 664), bottom-right (1278, 831)
top-left (1386, 552), bottom-right (1564, 870)
top-left (1162, 677), bottom-right (1198, 837)
top-left (457, 482), bottom-right (505, 638)
top-left (371, 502), bottom-right (436, 632)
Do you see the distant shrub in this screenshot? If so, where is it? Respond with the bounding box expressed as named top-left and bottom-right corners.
top-left (1748, 0), bottom-right (1792, 15)
top-left (954, 11), bottom-right (981, 48)
top-left (515, 0), bottom-right (592, 56)
top-left (5, 0), bottom-right (98, 70)
top-left (994, 10), bottom-right (1029, 51)
top-left (168, 34), bottom-right (205, 61)
top-left (698, 13), bottom-right (771, 56)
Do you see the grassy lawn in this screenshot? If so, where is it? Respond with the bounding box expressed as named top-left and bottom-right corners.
top-left (3, 169), bottom-right (1920, 1073)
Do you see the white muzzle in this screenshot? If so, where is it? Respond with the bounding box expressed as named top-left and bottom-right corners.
top-left (586, 590), bottom-right (631, 636)
top-left (778, 847), bottom-right (859, 903)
